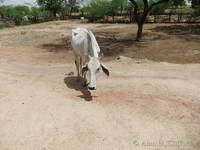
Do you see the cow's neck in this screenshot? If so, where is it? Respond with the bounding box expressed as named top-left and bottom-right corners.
top-left (88, 47), bottom-right (99, 58)
top-left (88, 56), bottom-right (99, 63)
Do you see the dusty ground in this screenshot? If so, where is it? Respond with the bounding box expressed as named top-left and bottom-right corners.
top-left (0, 20), bottom-right (200, 150)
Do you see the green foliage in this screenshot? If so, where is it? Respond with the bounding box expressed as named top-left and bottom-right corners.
top-left (171, 0), bottom-right (186, 7)
top-left (68, 0), bottom-right (77, 12)
top-left (150, 0), bottom-right (171, 14)
top-left (191, 0), bottom-right (200, 16)
top-left (30, 7), bottom-right (51, 22)
top-left (149, 0), bottom-right (186, 15)
top-left (85, 0), bottom-right (110, 21)
top-left (84, 0), bottom-right (127, 21)
top-left (73, 5), bottom-right (80, 12)
top-left (0, 6), bottom-right (11, 18)
top-left (19, 20), bottom-right (31, 25)
top-left (107, 0), bottom-right (126, 16)
top-left (192, 0), bottom-right (200, 7)
top-left (0, 5), bottom-right (31, 25)
top-left (31, 7), bottom-right (41, 17)
top-left (123, 0), bottom-right (133, 11)
top-left (37, 0), bottom-right (65, 16)
top-left (193, 5), bottom-right (200, 16)
top-left (136, 0), bottom-right (145, 10)
top-left (9, 6), bottom-right (30, 25)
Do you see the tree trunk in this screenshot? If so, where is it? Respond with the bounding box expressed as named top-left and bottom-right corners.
top-left (53, 10), bottom-right (57, 17)
top-left (130, 0), bottom-right (170, 41)
top-left (120, 5), bottom-right (123, 16)
top-left (135, 10), bottom-right (148, 41)
top-left (154, 15), bottom-right (157, 23)
top-left (112, 15), bottom-right (114, 23)
top-left (168, 13), bottom-right (171, 23)
top-left (136, 22), bottom-right (143, 41)
top-left (178, 13), bottom-right (182, 23)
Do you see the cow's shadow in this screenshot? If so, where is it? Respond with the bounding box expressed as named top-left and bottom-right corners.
top-left (64, 76), bottom-right (93, 101)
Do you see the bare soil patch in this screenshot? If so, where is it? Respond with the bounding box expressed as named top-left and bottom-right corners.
top-left (0, 20), bottom-right (200, 150)
top-left (151, 24), bottom-right (200, 35)
top-left (0, 21), bottom-right (200, 64)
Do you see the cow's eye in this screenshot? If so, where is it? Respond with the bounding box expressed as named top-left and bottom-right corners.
top-left (96, 68), bottom-right (100, 72)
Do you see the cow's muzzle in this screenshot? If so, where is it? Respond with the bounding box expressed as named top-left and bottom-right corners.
top-left (88, 86), bottom-right (96, 90)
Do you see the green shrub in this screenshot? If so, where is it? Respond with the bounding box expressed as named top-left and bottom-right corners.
top-left (19, 20), bottom-right (31, 25)
top-left (10, 6), bottom-right (30, 25)
top-left (0, 5), bottom-right (31, 25)
top-left (30, 7), bottom-right (52, 23)
top-left (0, 6), bottom-right (12, 18)
top-left (193, 5), bottom-right (200, 16)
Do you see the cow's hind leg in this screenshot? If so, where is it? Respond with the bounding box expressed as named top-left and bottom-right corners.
top-left (75, 56), bottom-right (80, 82)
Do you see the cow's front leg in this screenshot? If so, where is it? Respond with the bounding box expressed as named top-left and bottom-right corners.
top-left (81, 57), bottom-right (88, 87)
top-left (83, 72), bottom-right (88, 87)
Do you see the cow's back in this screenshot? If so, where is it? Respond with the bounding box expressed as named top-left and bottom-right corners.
top-left (71, 28), bottom-right (89, 57)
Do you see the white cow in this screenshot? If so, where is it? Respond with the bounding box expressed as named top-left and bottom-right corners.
top-left (71, 27), bottom-right (109, 90)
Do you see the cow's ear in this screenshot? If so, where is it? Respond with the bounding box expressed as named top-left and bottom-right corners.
top-left (82, 65), bottom-right (88, 74)
top-left (101, 63), bottom-right (109, 77)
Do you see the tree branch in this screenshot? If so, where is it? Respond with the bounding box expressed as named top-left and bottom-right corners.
top-left (141, 0), bottom-right (149, 23)
top-left (129, 0), bottom-right (139, 23)
top-left (143, 0), bottom-right (148, 8)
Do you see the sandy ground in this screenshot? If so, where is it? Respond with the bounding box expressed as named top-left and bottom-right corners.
top-left (0, 20), bottom-right (200, 150)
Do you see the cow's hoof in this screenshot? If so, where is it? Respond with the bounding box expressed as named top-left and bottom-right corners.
top-left (88, 87), bottom-right (96, 90)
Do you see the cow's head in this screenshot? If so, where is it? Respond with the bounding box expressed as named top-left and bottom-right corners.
top-left (82, 57), bottom-right (109, 90)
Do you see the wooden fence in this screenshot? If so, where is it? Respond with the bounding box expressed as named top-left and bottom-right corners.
top-left (66, 12), bottom-right (200, 23)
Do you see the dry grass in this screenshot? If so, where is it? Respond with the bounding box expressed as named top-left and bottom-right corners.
top-left (0, 20), bottom-right (200, 65)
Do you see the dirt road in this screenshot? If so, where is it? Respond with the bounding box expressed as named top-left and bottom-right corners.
top-left (0, 20), bottom-right (200, 150)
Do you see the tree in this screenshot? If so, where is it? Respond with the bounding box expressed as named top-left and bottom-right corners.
top-left (124, 2), bottom-right (134, 22)
top-left (130, 0), bottom-right (170, 41)
top-left (85, 0), bottom-right (127, 22)
top-left (191, 0), bottom-right (200, 7)
top-left (150, 0), bottom-right (170, 15)
top-left (107, 0), bottom-right (125, 22)
top-left (0, 5), bottom-right (30, 24)
top-left (37, 0), bottom-right (65, 17)
top-left (85, 0), bottom-right (110, 22)
top-left (30, 7), bottom-right (42, 23)
top-left (68, 0), bottom-right (77, 15)
top-left (172, 0), bottom-right (186, 7)
top-left (9, 6), bottom-right (30, 25)
top-left (191, 0), bottom-right (200, 16)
